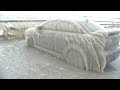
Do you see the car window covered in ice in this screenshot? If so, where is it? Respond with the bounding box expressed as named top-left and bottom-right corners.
top-left (38, 19), bottom-right (87, 33)
top-left (79, 19), bottom-right (105, 32)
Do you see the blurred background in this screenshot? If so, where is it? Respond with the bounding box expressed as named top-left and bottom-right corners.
top-left (1, 11), bottom-right (120, 39)
top-left (1, 11), bottom-right (120, 20)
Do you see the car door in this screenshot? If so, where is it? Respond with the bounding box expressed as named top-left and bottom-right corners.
top-left (53, 31), bottom-right (68, 54)
top-left (37, 30), bottom-right (54, 51)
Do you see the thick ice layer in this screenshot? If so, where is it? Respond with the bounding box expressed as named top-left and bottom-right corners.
top-left (33, 19), bottom-right (110, 72)
top-left (57, 31), bottom-right (108, 72)
top-left (25, 19), bottom-right (120, 72)
top-left (0, 22), bottom-right (44, 39)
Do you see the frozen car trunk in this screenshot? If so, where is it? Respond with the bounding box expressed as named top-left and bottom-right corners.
top-left (78, 19), bottom-right (120, 64)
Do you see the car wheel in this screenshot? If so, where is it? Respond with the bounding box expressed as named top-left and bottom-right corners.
top-left (65, 47), bottom-right (85, 69)
top-left (26, 36), bottom-right (34, 48)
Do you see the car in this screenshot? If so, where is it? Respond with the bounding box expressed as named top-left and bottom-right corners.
top-left (25, 19), bottom-right (120, 72)
top-left (0, 21), bottom-right (44, 39)
top-left (77, 19), bottom-right (120, 64)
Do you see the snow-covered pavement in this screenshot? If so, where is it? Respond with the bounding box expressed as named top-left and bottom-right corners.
top-left (0, 40), bottom-right (120, 79)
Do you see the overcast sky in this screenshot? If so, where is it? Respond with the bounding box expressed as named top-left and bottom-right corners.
top-left (1, 11), bottom-right (120, 18)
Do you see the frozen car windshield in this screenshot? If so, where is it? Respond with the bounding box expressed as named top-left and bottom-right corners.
top-left (79, 19), bottom-right (105, 32)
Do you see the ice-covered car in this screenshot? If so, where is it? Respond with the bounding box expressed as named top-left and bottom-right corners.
top-left (25, 19), bottom-right (120, 72)
top-left (78, 19), bottom-right (120, 64)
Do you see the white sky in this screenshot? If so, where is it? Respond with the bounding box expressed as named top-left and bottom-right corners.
top-left (0, 11), bottom-right (120, 18)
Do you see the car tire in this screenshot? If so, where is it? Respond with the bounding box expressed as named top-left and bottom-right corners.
top-left (26, 36), bottom-right (34, 48)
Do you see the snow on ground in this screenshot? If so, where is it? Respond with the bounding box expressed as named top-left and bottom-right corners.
top-left (0, 40), bottom-right (120, 79)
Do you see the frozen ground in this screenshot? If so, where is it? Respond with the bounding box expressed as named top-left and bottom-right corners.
top-left (0, 39), bottom-right (120, 79)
